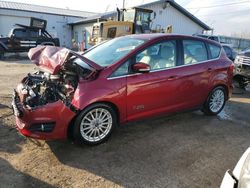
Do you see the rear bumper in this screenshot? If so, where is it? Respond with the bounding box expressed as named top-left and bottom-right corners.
top-left (12, 92), bottom-right (76, 140)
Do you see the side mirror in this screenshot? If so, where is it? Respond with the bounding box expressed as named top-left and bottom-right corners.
top-left (11, 33), bottom-right (15, 38)
top-left (132, 62), bottom-right (150, 73)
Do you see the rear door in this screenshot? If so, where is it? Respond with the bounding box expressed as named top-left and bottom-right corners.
top-left (176, 39), bottom-right (211, 108)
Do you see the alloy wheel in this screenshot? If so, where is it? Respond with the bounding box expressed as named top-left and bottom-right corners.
top-left (209, 89), bottom-right (225, 113)
top-left (80, 108), bottom-right (113, 142)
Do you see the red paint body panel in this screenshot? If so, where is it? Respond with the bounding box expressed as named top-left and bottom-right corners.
top-left (14, 34), bottom-right (234, 140)
top-left (16, 101), bottom-right (76, 140)
top-left (71, 76), bottom-right (127, 123)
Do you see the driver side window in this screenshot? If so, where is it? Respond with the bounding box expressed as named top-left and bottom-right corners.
top-left (135, 41), bottom-right (177, 71)
top-left (110, 61), bottom-right (129, 77)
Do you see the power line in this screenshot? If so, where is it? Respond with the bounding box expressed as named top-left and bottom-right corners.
top-left (187, 0), bottom-right (250, 9)
top-left (196, 8), bottom-right (250, 17)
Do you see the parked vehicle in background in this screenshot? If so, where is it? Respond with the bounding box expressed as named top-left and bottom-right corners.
top-left (12, 34), bottom-right (233, 145)
top-left (234, 48), bottom-right (250, 89)
top-left (194, 34), bottom-right (250, 52)
top-left (88, 7), bottom-right (153, 46)
top-left (220, 148), bottom-right (250, 188)
top-left (243, 46), bottom-right (250, 52)
top-left (194, 34), bottom-right (221, 43)
top-left (0, 17), bottom-right (60, 58)
top-left (222, 44), bottom-right (237, 61)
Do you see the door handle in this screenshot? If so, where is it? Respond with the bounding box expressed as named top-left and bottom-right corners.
top-left (167, 75), bottom-right (178, 81)
top-left (207, 68), bottom-right (213, 72)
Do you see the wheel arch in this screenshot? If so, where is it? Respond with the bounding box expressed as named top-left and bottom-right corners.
top-left (210, 84), bottom-right (229, 101)
top-left (67, 100), bottom-right (120, 139)
top-left (90, 101), bottom-right (120, 124)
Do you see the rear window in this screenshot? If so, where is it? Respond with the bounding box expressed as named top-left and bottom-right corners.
top-left (183, 40), bottom-right (208, 65)
top-left (209, 44), bottom-right (221, 59)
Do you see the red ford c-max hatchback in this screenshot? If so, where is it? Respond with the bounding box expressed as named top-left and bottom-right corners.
top-left (12, 34), bottom-right (234, 145)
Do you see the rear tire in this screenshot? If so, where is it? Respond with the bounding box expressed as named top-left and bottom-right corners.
top-left (73, 103), bottom-right (117, 145)
top-left (202, 86), bottom-right (226, 115)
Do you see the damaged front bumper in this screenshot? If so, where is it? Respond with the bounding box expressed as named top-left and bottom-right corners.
top-left (12, 90), bottom-right (76, 140)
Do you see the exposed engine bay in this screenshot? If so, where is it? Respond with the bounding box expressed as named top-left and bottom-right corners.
top-left (16, 56), bottom-right (96, 109)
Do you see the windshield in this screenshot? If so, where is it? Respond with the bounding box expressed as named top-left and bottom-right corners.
top-left (124, 9), bottom-right (136, 22)
top-left (83, 37), bottom-right (146, 67)
top-left (136, 11), bottom-right (151, 26)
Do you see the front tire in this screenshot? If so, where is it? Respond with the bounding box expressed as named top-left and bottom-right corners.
top-left (203, 86), bottom-right (226, 115)
top-left (73, 103), bottom-right (117, 145)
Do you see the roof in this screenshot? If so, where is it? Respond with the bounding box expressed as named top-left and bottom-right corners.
top-left (69, 0), bottom-right (211, 30)
top-left (140, 0), bottom-right (211, 30)
top-left (128, 33), bottom-right (217, 43)
top-left (69, 12), bottom-right (116, 25)
top-left (0, 1), bottom-right (97, 18)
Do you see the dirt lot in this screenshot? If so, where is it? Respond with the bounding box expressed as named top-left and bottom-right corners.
top-left (0, 59), bottom-right (250, 188)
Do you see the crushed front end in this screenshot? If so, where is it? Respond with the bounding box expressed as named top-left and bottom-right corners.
top-left (11, 46), bottom-right (99, 140)
top-left (12, 77), bottom-right (77, 140)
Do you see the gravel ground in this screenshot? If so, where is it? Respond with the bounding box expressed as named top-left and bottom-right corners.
top-left (0, 59), bottom-right (250, 188)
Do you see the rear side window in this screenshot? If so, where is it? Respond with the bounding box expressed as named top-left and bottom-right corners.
top-left (222, 46), bottom-right (231, 57)
top-left (183, 40), bottom-right (208, 65)
top-left (209, 44), bottom-right (221, 59)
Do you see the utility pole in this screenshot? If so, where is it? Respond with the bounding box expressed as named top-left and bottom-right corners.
top-left (122, 0), bottom-right (125, 9)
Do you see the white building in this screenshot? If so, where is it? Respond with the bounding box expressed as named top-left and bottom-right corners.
top-left (0, 1), bottom-right (96, 48)
top-left (0, 0), bottom-right (211, 49)
top-left (70, 0), bottom-right (211, 49)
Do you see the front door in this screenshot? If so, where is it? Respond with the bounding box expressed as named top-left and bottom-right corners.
top-left (126, 40), bottom-right (181, 121)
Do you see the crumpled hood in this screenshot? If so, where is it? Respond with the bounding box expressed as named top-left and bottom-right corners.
top-left (28, 46), bottom-right (70, 74)
top-left (28, 46), bottom-right (102, 74)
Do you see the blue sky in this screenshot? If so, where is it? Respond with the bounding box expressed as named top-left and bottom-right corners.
top-left (2, 0), bottom-right (250, 37)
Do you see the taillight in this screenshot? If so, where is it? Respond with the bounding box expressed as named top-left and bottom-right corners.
top-left (228, 63), bottom-right (234, 78)
top-left (229, 63), bottom-right (234, 73)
